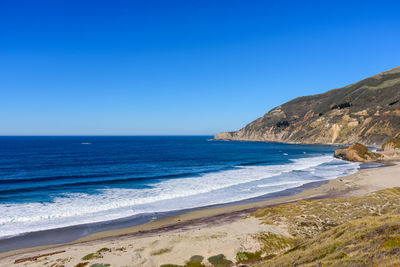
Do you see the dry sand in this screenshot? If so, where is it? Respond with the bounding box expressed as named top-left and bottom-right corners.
top-left (1, 162), bottom-right (399, 267)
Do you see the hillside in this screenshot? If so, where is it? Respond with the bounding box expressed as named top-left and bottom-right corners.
top-left (215, 67), bottom-right (400, 146)
top-left (252, 188), bottom-right (400, 267)
top-left (256, 214), bottom-right (400, 267)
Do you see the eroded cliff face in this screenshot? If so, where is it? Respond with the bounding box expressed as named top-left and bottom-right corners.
top-left (215, 67), bottom-right (400, 146)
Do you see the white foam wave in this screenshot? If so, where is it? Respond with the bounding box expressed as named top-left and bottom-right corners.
top-left (0, 155), bottom-right (359, 237)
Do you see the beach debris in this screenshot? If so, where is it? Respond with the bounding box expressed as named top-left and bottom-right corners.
top-left (14, 250), bottom-right (66, 264)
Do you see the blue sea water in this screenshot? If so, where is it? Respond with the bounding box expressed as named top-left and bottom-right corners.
top-left (0, 136), bottom-right (359, 238)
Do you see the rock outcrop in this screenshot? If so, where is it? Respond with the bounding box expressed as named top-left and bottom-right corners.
top-left (334, 143), bottom-right (383, 162)
top-left (215, 66), bottom-right (400, 146)
top-left (380, 132), bottom-right (400, 159)
top-left (382, 133), bottom-right (400, 150)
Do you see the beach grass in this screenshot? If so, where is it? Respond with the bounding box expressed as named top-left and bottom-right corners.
top-left (249, 187), bottom-right (400, 266)
top-left (158, 187), bottom-right (400, 267)
top-left (257, 214), bottom-right (400, 266)
top-left (236, 251), bottom-right (263, 263)
top-left (252, 187), bottom-right (400, 239)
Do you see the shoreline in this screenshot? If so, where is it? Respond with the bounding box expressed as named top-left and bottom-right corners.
top-left (0, 179), bottom-right (330, 254)
top-left (0, 154), bottom-right (367, 254)
top-left (1, 160), bottom-right (399, 265)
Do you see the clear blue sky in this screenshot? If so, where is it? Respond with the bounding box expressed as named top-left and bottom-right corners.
top-left (1, 0), bottom-right (400, 135)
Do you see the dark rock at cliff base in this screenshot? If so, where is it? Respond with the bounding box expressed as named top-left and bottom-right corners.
top-left (334, 143), bottom-right (383, 162)
top-left (215, 66), bottom-right (400, 146)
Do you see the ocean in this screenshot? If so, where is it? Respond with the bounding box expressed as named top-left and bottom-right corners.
top-left (0, 136), bottom-right (360, 243)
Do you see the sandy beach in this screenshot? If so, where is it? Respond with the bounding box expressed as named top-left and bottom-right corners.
top-left (1, 161), bottom-right (399, 267)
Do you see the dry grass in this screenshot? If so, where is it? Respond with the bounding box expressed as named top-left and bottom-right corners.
top-left (252, 187), bottom-right (400, 239)
top-left (248, 188), bottom-right (400, 266)
top-left (256, 214), bottom-right (400, 267)
top-left (254, 232), bottom-right (298, 254)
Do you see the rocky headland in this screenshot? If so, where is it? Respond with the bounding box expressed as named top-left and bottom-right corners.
top-left (215, 66), bottom-right (400, 146)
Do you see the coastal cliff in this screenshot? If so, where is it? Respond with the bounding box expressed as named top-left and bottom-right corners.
top-left (215, 67), bottom-right (400, 146)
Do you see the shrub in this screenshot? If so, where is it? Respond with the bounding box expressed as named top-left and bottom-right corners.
top-left (189, 255), bottom-right (203, 262)
top-left (81, 253), bottom-right (102, 260)
top-left (160, 255), bottom-right (206, 267)
top-left (185, 262), bottom-right (206, 267)
top-left (236, 251), bottom-right (262, 263)
top-left (207, 254), bottom-right (233, 267)
top-left (96, 248), bottom-right (110, 253)
top-left (331, 102), bottom-right (351, 110)
top-left (185, 255), bottom-right (206, 267)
